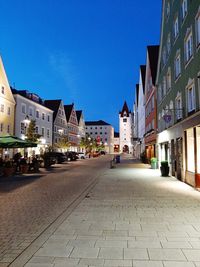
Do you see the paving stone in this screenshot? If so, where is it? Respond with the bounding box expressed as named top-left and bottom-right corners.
top-left (124, 248), bottom-right (149, 260)
top-left (70, 247), bottom-right (100, 259)
top-left (148, 248), bottom-right (186, 261)
top-left (104, 259), bottom-right (132, 266)
top-left (182, 249), bottom-right (200, 261)
top-left (163, 262), bottom-right (195, 267)
top-left (132, 261), bottom-right (163, 267)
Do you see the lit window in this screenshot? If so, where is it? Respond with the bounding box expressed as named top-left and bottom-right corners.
top-left (181, 0), bottom-right (187, 20)
top-left (187, 84), bottom-right (195, 112)
top-left (186, 128), bottom-right (195, 172)
top-left (185, 31), bottom-right (193, 63)
top-left (176, 95), bottom-right (182, 120)
top-left (174, 53), bottom-right (181, 79)
top-left (174, 17), bottom-right (179, 39)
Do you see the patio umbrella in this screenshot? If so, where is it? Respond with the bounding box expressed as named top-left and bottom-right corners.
top-left (0, 136), bottom-right (37, 148)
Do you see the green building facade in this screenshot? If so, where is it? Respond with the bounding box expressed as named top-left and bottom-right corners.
top-left (156, 0), bottom-right (200, 187)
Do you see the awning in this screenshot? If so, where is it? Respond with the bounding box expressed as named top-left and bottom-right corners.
top-left (0, 136), bottom-right (37, 148)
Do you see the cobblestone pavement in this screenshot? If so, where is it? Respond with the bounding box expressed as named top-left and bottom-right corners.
top-left (17, 155), bottom-right (200, 267)
top-left (0, 156), bottom-right (110, 266)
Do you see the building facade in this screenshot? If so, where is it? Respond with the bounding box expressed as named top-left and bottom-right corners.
top-left (119, 101), bottom-right (133, 154)
top-left (12, 89), bottom-right (53, 155)
top-left (137, 66), bottom-right (146, 156)
top-left (144, 45), bottom-right (159, 162)
top-left (85, 120), bottom-right (114, 153)
top-left (0, 56), bottom-right (16, 158)
top-left (44, 100), bottom-right (68, 151)
top-left (132, 84), bottom-right (140, 158)
top-left (156, 0), bottom-right (200, 187)
top-left (64, 104), bottom-right (79, 151)
top-left (76, 110), bottom-right (86, 152)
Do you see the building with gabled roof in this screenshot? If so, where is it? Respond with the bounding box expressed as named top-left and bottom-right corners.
top-left (0, 56), bottom-right (15, 158)
top-left (64, 103), bottom-right (79, 151)
top-left (119, 101), bottom-right (133, 154)
top-left (44, 99), bottom-right (68, 151)
top-left (76, 110), bottom-right (86, 140)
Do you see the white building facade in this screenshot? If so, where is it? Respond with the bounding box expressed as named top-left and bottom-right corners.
top-left (119, 101), bottom-right (133, 154)
top-left (85, 120), bottom-right (114, 153)
top-left (12, 89), bottom-right (53, 155)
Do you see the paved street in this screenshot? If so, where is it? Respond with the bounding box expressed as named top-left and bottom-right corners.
top-left (2, 155), bottom-right (200, 267)
top-left (0, 156), bottom-right (110, 267)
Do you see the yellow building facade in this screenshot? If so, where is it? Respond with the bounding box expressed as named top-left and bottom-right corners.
top-left (0, 56), bottom-right (15, 137)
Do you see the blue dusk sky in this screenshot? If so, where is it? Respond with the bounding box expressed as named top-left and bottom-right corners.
top-left (0, 0), bottom-right (161, 131)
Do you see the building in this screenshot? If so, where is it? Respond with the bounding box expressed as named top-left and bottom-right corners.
top-left (132, 84), bottom-right (140, 158)
top-left (113, 132), bottom-right (120, 153)
top-left (44, 100), bottom-right (68, 151)
top-left (144, 45), bottom-right (159, 162)
top-left (76, 110), bottom-right (86, 151)
top-left (85, 120), bottom-right (114, 153)
top-left (12, 89), bottom-right (53, 155)
top-left (156, 0), bottom-right (200, 187)
top-left (64, 104), bottom-right (79, 151)
top-left (0, 56), bottom-right (16, 158)
top-left (119, 101), bottom-right (133, 153)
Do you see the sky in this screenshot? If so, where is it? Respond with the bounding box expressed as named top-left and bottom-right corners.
top-left (0, 0), bottom-right (161, 131)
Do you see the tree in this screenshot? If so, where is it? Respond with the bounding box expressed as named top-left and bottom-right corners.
top-left (55, 135), bottom-right (70, 150)
top-left (25, 120), bottom-right (41, 142)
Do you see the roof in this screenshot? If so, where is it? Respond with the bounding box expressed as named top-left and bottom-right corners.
top-left (147, 45), bottom-right (159, 85)
top-left (76, 110), bottom-right (83, 123)
top-left (120, 101), bottom-right (130, 117)
top-left (114, 132), bottom-right (119, 138)
top-left (12, 87), bottom-right (44, 105)
top-left (85, 120), bottom-right (111, 126)
top-left (140, 65), bottom-right (146, 93)
top-left (64, 104), bottom-right (74, 122)
top-left (44, 99), bottom-right (62, 120)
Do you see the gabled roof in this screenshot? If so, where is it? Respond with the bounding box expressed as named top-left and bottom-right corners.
top-left (64, 104), bottom-right (74, 122)
top-left (140, 65), bottom-right (146, 93)
top-left (147, 45), bottom-right (159, 85)
top-left (85, 120), bottom-right (110, 126)
top-left (44, 99), bottom-right (62, 120)
top-left (120, 101), bottom-right (130, 117)
top-left (76, 110), bottom-right (83, 123)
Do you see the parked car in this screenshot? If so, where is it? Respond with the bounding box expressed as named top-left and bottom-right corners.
top-left (43, 152), bottom-right (66, 164)
top-left (65, 151), bottom-right (78, 161)
top-left (77, 152), bottom-right (86, 159)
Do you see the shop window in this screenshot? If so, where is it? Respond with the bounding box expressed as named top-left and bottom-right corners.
top-left (186, 128), bottom-right (195, 172)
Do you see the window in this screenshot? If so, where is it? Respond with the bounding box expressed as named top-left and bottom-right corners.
top-left (162, 47), bottom-right (167, 66)
top-left (181, 0), bottom-right (187, 20)
top-left (176, 95), bottom-right (182, 119)
top-left (0, 123), bottom-right (3, 132)
top-left (187, 84), bottom-right (195, 112)
top-left (21, 122), bottom-right (25, 134)
top-left (196, 11), bottom-right (200, 45)
top-left (174, 53), bottom-right (181, 79)
top-left (35, 126), bottom-right (39, 134)
top-left (42, 113), bottom-right (45, 120)
top-left (22, 104), bottom-right (26, 114)
top-left (163, 77), bottom-right (167, 96)
top-left (7, 107), bottom-right (11, 115)
top-left (166, 1), bottom-right (170, 18)
top-left (186, 128), bottom-right (195, 172)
top-left (41, 127), bottom-right (45, 137)
top-left (1, 104), bottom-right (4, 113)
top-left (166, 68), bottom-right (171, 90)
top-left (185, 31), bottom-right (193, 63)
top-left (151, 95), bottom-right (154, 110)
top-left (29, 107), bottom-right (33, 116)
top-left (123, 118), bottom-right (127, 122)
top-left (174, 17), bottom-right (179, 39)
top-left (1, 86), bottom-right (5, 94)
top-left (47, 129), bottom-right (50, 138)
top-left (36, 110), bottom-right (39, 118)
top-left (47, 115), bottom-right (50, 122)
top-left (7, 125), bottom-right (10, 133)
top-left (167, 34), bottom-right (171, 55)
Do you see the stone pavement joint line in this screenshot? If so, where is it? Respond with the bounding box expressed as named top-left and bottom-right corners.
top-left (4, 156), bottom-right (200, 267)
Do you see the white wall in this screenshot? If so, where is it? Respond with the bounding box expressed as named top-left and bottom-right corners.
top-left (119, 113), bottom-right (133, 153)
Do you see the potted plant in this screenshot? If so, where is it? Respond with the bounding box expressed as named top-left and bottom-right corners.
top-left (160, 161), bottom-right (169, 176)
top-left (151, 157), bottom-right (157, 169)
top-left (3, 161), bottom-right (15, 177)
top-left (20, 158), bottom-right (29, 173)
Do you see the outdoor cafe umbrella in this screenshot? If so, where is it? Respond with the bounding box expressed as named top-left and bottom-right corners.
top-left (0, 136), bottom-right (37, 148)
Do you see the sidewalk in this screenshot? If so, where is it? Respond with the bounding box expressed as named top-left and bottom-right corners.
top-left (13, 156), bottom-right (200, 267)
